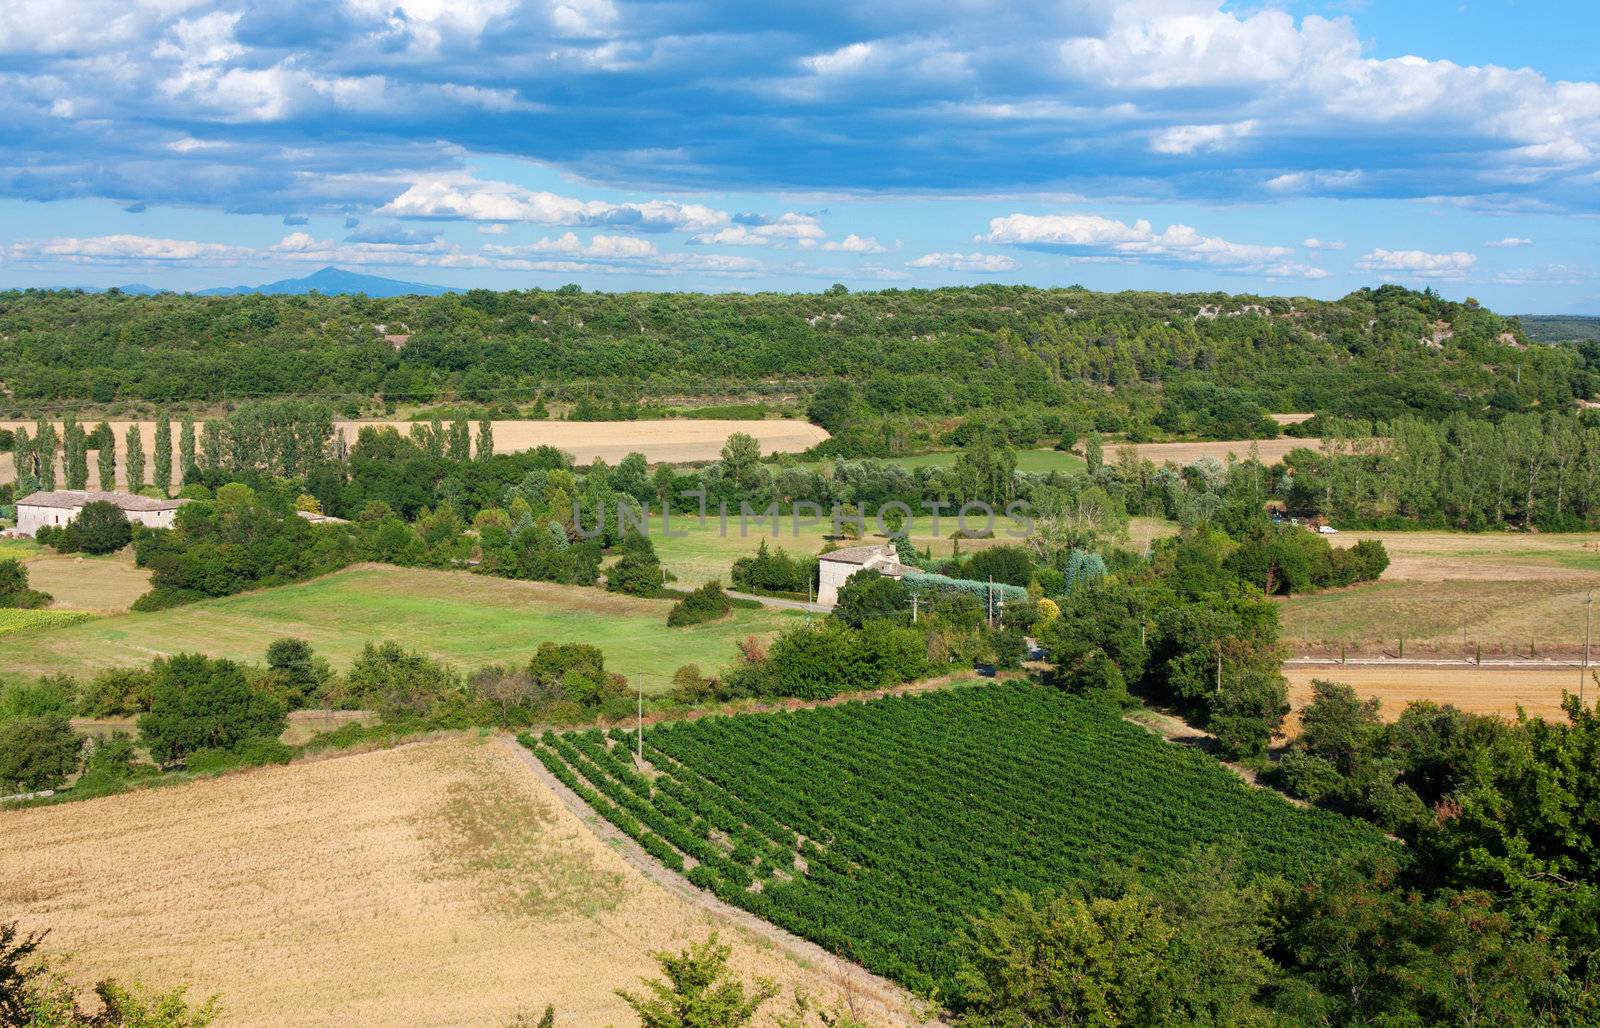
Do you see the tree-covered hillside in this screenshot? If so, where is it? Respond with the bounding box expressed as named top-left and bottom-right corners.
top-left (1, 284), bottom-right (1589, 442)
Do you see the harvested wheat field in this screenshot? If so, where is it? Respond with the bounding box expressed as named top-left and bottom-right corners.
top-left (17, 549), bottom-right (152, 613)
top-left (0, 418), bottom-right (827, 487)
top-left (1285, 664), bottom-right (1583, 723)
top-left (1123, 437), bottom-right (1318, 465)
top-left (0, 735), bottom-right (919, 1027)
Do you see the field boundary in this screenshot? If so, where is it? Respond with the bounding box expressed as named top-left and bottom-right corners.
top-left (498, 734), bottom-right (931, 1025)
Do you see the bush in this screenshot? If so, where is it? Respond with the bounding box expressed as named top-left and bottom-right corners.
top-left (264, 638), bottom-right (331, 709)
top-left (0, 676), bottom-right (77, 720)
top-left (607, 533), bottom-right (666, 597)
top-left (73, 732), bottom-right (155, 794)
top-left (730, 540), bottom-right (815, 596)
top-left (138, 653), bottom-right (288, 767)
top-left (61, 500), bottom-right (133, 554)
top-left (0, 714), bottom-right (81, 794)
top-left (186, 737), bottom-right (294, 774)
top-left (667, 582), bottom-right (733, 627)
top-left (76, 668), bottom-right (156, 716)
top-left (335, 641), bottom-right (463, 720)
top-left (0, 559), bottom-right (50, 609)
top-left (832, 569), bottom-right (909, 628)
top-left (131, 586), bottom-right (208, 612)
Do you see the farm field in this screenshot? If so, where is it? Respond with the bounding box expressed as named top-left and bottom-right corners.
top-left (15, 548), bottom-right (152, 612)
top-left (0, 417), bottom-right (829, 487)
top-left (802, 447), bottom-right (1087, 476)
top-left (0, 564), bottom-right (801, 692)
top-left (1278, 529), bottom-right (1600, 658)
top-left (0, 735), bottom-right (914, 1027)
top-left (1123, 436), bottom-right (1319, 465)
top-left (528, 683), bottom-right (1388, 1000)
top-left (1285, 665), bottom-right (1583, 723)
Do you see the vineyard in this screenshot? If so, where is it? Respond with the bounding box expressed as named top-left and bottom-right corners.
top-left (523, 683), bottom-right (1391, 999)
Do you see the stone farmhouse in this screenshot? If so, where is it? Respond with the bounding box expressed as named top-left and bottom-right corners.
top-left (13, 490), bottom-right (186, 536)
top-left (816, 542), bottom-right (919, 606)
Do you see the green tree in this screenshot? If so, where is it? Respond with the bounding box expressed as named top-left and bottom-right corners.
top-left (33, 420), bottom-right (58, 491)
top-left (125, 424), bottom-right (146, 493)
top-left (12, 426), bottom-right (37, 498)
top-left (475, 416), bottom-right (494, 459)
top-left (0, 560), bottom-right (51, 608)
top-left (153, 415), bottom-right (173, 496)
top-left (832, 569), bottom-right (909, 627)
top-left (178, 417), bottom-right (197, 482)
top-left (0, 714), bottom-right (81, 793)
top-left (95, 421), bottom-right (117, 491)
top-left (66, 500), bottom-right (133, 554)
top-left (264, 638), bottom-right (329, 709)
top-left (138, 654), bottom-right (287, 766)
top-left (448, 415), bottom-right (471, 461)
top-left (607, 532), bottom-right (666, 596)
top-left (617, 933), bottom-right (778, 1028)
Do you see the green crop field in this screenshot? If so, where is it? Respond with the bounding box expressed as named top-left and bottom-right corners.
top-left (0, 564), bottom-right (802, 692)
top-left (526, 683), bottom-right (1388, 998)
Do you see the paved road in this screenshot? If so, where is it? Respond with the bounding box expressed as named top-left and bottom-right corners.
top-left (726, 589), bottom-right (830, 613)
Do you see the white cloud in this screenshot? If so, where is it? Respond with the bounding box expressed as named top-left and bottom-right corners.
top-left (3, 233), bottom-right (252, 263)
top-left (819, 233), bottom-right (886, 254)
top-left (1355, 247), bottom-right (1478, 279)
top-left (691, 213), bottom-right (825, 247)
top-left (485, 231), bottom-right (657, 258)
top-left (1302, 237), bottom-right (1345, 251)
top-left (980, 212), bottom-right (1323, 277)
top-left (907, 251), bottom-right (1018, 273)
top-left (1150, 120), bottom-right (1257, 155)
top-left (1266, 170), bottom-right (1364, 194)
top-left (378, 173), bottom-right (731, 232)
top-left (1485, 236), bottom-right (1533, 248)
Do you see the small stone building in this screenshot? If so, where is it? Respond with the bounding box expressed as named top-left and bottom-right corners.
top-left (816, 542), bottom-right (918, 607)
top-left (14, 490), bottom-right (186, 536)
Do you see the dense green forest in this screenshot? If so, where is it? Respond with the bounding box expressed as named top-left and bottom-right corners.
top-left (1521, 314), bottom-right (1600, 344)
top-left (1, 286), bottom-right (1590, 452)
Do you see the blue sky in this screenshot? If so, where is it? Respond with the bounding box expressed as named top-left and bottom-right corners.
top-left (1, 0), bottom-right (1596, 310)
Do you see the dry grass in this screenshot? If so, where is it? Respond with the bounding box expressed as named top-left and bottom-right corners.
top-left (0, 418), bottom-right (828, 486)
top-left (1121, 437), bottom-right (1316, 465)
top-left (21, 550), bottom-right (152, 613)
top-left (1286, 665), bottom-right (1585, 724)
top-left (0, 735), bottom-right (919, 1027)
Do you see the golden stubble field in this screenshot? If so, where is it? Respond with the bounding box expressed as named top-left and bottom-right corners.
top-left (0, 418), bottom-right (828, 487)
top-left (0, 736), bottom-right (918, 1028)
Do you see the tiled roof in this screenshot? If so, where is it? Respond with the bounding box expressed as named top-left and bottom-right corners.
top-left (16, 489), bottom-right (186, 512)
top-left (818, 543), bottom-right (895, 565)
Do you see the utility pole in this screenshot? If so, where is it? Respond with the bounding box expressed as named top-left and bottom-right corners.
top-left (911, 594), bottom-right (919, 623)
top-left (1215, 645), bottom-right (1223, 697)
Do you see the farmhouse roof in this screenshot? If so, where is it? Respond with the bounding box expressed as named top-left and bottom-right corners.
top-left (819, 543), bottom-right (896, 565)
top-left (16, 489), bottom-right (185, 513)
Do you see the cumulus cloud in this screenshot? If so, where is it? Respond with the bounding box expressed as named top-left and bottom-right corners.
top-left (691, 213), bottom-right (826, 247)
top-left (484, 231), bottom-right (657, 258)
top-left (1355, 248), bottom-right (1478, 280)
top-left (907, 252), bottom-right (1018, 273)
top-left (1302, 237), bottom-right (1345, 251)
top-left (378, 173), bottom-right (730, 232)
top-left (3, 234), bottom-right (253, 264)
top-left (819, 234), bottom-right (887, 254)
top-left (1485, 236), bottom-right (1534, 248)
top-left (980, 212), bottom-right (1324, 277)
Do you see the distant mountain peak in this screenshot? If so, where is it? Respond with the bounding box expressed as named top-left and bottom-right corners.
top-left (195, 266), bottom-right (460, 297)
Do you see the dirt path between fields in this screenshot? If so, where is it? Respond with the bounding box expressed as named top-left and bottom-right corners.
top-left (499, 734), bottom-right (934, 1025)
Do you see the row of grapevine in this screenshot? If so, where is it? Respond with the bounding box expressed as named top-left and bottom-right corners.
top-left (524, 683), bottom-right (1390, 1001)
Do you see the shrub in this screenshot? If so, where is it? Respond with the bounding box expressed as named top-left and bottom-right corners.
top-left (74, 732), bottom-right (155, 794)
top-left (667, 582), bottom-right (733, 627)
top-left (730, 541), bottom-right (815, 596)
top-left (131, 586), bottom-right (208, 612)
top-left (336, 641), bottom-right (463, 720)
top-left (0, 676), bottom-right (77, 720)
top-left (76, 668), bottom-right (157, 717)
top-left (63, 500), bottom-right (133, 554)
top-left (264, 638), bottom-right (332, 709)
top-left (832, 569), bottom-right (909, 628)
top-left (186, 737), bottom-right (294, 774)
top-left (0, 559), bottom-right (50, 609)
top-left (607, 532), bottom-right (666, 596)
top-left (0, 714), bottom-right (81, 794)
top-left (138, 653), bottom-right (288, 767)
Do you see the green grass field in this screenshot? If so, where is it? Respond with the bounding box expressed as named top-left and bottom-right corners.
top-left (0, 564), bottom-right (804, 693)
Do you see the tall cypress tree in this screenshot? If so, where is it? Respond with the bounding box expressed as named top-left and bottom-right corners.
top-left (125, 425), bottom-right (146, 493)
top-left (476, 417), bottom-right (494, 460)
top-left (178, 417), bottom-right (197, 483)
top-left (95, 422), bottom-right (116, 491)
top-left (62, 415), bottom-right (89, 489)
top-left (12, 426), bottom-right (36, 497)
top-left (200, 420), bottom-right (224, 473)
top-left (153, 415), bottom-right (173, 497)
top-left (449, 415), bottom-right (471, 462)
top-left (33, 421), bottom-right (57, 492)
